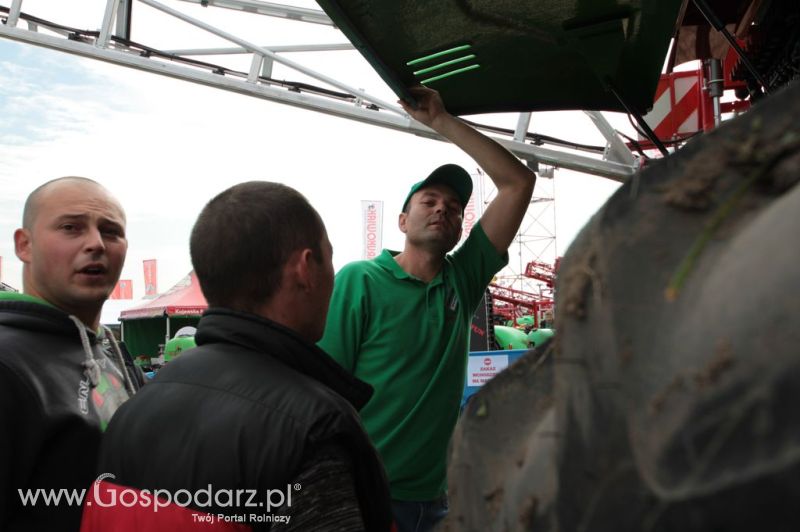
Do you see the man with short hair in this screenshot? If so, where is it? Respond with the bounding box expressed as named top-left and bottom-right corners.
top-left (0, 177), bottom-right (143, 531)
top-left (84, 182), bottom-right (393, 531)
top-left (319, 87), bottom-right (536, 531)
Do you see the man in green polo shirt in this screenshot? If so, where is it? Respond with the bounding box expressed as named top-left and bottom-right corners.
top-left (319, 86), bottom-right (536, 532)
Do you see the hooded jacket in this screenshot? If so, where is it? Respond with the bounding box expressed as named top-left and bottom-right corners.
top-left (0, 293), bottom-right (142, 532)
top-left (88, 308), bottom-right (393, 531)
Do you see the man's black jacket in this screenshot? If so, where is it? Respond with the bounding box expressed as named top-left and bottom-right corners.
top-left (96, 308), bottom-right (392, 531)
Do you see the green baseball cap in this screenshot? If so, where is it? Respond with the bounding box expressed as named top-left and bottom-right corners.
top-left (402, 164), bottom-right (473, 212)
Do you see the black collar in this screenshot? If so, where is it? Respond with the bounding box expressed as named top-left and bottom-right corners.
top-left (195, 308), bottom-right (374, 411)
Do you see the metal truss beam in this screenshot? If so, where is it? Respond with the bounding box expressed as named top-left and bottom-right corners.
top-left (0, 0), bottom-right (637, 181)
top-left (177, 0), bottom-right (335, 26)
top-left (162, 43), bottom-right (353, 55)
top-left (584, 110), bottom-right (637, 166)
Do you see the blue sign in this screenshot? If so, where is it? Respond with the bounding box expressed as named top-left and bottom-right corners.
top-left (462, 349), bottom-right (528, 407)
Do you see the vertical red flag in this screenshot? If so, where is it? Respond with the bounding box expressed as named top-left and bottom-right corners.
top-left (109, 279), bottom-right (133, 300)
top-left (460, 171), bottom-right (483, 244)
top-left (361, 201), bottom-right (383, 260)
top-left (143, 259), bottom-right (158, 297)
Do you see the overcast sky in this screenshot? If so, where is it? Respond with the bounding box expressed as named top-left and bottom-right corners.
top-left (0, 0), bottom-right (626, 311)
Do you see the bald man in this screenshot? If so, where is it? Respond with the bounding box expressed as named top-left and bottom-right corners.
top-left (0, 177), bottom-right (143, 531)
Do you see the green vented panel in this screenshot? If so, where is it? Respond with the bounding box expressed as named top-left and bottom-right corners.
top-left (316, 0), bottom-right (685, 115)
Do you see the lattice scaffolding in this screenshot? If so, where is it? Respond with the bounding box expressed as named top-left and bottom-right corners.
top-left (479, 161), bottom-right (557, 299)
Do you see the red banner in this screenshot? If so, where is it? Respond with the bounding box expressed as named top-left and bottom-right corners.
top-left (109, 279), bottom-right (133, 300)
top-left (361, 201), bottom-right (383, 260)
top-left (460, 171), bottom-right (483, 243)
top-left (143, 259), bottom-right (158, 297)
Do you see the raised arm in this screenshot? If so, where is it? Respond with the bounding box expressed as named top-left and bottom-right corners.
top-left (400, 86), bottom-right (536, 253)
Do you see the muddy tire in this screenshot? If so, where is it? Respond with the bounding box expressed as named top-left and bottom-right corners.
top-left (444, 82), bottom-right (800, 532)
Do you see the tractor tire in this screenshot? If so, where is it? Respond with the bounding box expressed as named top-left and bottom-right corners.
top-left (444, 81), bottom-right (800, 532)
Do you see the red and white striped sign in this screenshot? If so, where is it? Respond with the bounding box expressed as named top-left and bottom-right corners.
top-left (643, 67), bottom-right (712, 141)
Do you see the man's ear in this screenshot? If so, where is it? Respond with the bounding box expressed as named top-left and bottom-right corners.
top-left (293, 248), bottom-right (315, 292)
top-left (14, 228), bottom-right (31, 264)
top-left (398, 212), bottom-right (408, 234)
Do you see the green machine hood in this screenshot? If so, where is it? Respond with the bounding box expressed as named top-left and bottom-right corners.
top-left (316, 0), bottom-right (686, 115)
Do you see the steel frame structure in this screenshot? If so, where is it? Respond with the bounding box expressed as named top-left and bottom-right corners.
top-left (484, 163), bottom-right (558, 295)
top-left (0, 0), bottom-right (638, 181)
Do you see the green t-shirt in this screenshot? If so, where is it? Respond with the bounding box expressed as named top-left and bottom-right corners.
top-left (319, 222), bottom-right (507, 500)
